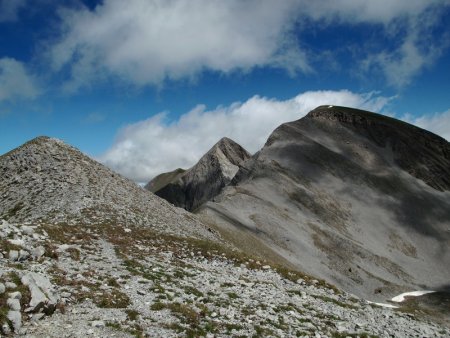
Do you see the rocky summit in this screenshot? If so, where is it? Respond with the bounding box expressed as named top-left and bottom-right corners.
top-left (146, 137), bottom-right (251, 211)
top-left (0, 136), bottom-right (213, 240)
top-left (0, 120), bottom-right (449, 337)
top-left (198, 106), bottom-right (450, 302)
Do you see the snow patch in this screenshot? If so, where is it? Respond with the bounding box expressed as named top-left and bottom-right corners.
top-left (391, 290), bottom-right (435, 303)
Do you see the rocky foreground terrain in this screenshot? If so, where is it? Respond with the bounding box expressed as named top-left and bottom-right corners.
top-left (1, 218), bottom-right (449, 337)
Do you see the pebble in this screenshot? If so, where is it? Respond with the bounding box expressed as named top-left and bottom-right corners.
top-left (91, 320), bottom-right (105, 328)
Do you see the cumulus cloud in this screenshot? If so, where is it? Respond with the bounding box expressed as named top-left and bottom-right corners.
top-left (45, 0), bottom-right (450, 90)
top-left (404, 109), bottom-right (450, 141)
top-left (100, 90), bottom-right (393, 183)
top-left (0, 57), bottom-right (41, 102)
top-left (0, 0), bottom-right (27, 22)
top-left (49, 0), bottom-right (309, 91)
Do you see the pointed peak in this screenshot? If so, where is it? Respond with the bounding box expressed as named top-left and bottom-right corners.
top-left (206, 137), bottom-right (251, 159)
top-left (214, 136), bottom-right (239, 147)
top-left (210, 137), bottom-right (246, 152)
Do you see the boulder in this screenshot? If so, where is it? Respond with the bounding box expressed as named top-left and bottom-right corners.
top-left (8, 291), bottom-right (21, 299)
top-left (31, 246), bottom-right (45, 260)
top-left (8, 250), bottom-right (19, 261)
top-left (5, 282), bottom-right (17, 289)
top-left (21, 272), bottom-right (59, 314)
top-left (19, 249), bottom-right (30, 261)
top-left (7, 310), bottom-right (21, 333)
top-left (7, 298), bottom-right (21, 311)
top-left (21, 225), bottom-right (34, 235)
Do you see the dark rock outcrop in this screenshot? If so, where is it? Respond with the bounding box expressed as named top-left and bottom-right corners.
top-left (146, 137), bottom-right (251, 211)
top-left (145, 168), bottom-right (185, 193)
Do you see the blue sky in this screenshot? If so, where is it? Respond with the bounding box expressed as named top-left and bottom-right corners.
top-left (1, 0), bottom-right (450, 182)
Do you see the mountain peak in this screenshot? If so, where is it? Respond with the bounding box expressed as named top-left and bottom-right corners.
top-left (146, 137), bottom-right (251, 211)
top-left (199, 106), bottom-right (450, 301)
top-left (207, 137), bottom-right (250, 164)
top-left (300, 105), bottom-right (450, 191)
top-left (0, 137), bottom-right (215, 239)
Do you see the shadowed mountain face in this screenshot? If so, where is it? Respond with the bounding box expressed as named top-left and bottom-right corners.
top-left (145, 168), bottom-right (186, 193)
top-left (146, 137), bottom-right (251, 211)
top-left (198, 106), bottom-right (450, 300)
top-left (0, 136), bottom-right (215, 240)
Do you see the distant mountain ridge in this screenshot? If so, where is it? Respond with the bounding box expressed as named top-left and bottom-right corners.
top-left (145, 137), bottom-right (251, 211)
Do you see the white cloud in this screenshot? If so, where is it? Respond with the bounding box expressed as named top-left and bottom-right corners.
top-left (0, 57), bottom-right (41, 102)
top-left (47, 0), bottom-right (450, 90)
top-left (49, 0), bottom-right (309, 91)
top-left (403, 110), bottom-right (450, 141)
top-left (0, 0), bottom-right (27, 22)
top-left (100, 90), bottom-right (393, 183)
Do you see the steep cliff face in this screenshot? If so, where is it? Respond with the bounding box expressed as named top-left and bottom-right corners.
top-left (198, 105), bottom-right (450, 300)
top-left (146, 137), bottom-right (251, 211)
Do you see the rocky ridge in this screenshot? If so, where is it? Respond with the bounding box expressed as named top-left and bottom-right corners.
top-left (147, 137), bottom-right (251, 211)
top-left (0, 136), bottom-right (215, 240)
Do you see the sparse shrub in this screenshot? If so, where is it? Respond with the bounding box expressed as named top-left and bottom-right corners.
top-left (95, 289), bottom-right (130, 308)
top-left (126, 309), bottom-right (139, 321)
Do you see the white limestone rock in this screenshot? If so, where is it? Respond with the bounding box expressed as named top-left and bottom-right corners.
top-left (21, 272), bottom-right (59, 313)
top-left (7, 310), bottom-right (21, 333)
top-left (21, 225), bottom-right (34, 235)
top-left (31, 246), bottom-right (45, 260)
top-left (7, 298), bottom-right (21, 311)
top-left (5, 282), bottom-right (17, 289)
top-left (19, 249), bottom-right (30, 261)
top-left (8, 250), bottom-right (19, 261)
